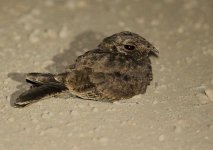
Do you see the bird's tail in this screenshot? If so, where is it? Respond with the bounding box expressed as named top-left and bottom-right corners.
top-left (12, 72), bottom-right (68, 107)
top-left (13, 83), bottom-right (68, 107)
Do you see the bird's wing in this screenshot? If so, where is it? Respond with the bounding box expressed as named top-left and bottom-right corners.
top-left (72, 50), bottom-right (153, 100)
top-left (74, 50), bottom-right (152, 79)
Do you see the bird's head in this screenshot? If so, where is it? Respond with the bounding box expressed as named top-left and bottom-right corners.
top-left (98, 31), bottom-right (159, 57)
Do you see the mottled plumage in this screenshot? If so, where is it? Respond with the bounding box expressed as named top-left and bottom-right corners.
top-left (14, 31), bottom-right (158, 107)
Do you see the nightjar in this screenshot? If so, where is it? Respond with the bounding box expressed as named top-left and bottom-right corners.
top-left (14, 31), bottom-right (158, 107)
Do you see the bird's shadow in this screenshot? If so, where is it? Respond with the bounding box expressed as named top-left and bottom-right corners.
top-left (8, 31), bottom-right (105, 107)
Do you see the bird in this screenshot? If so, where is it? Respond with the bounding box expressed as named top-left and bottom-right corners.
top-left (14, 31), bottom-right (158, 107)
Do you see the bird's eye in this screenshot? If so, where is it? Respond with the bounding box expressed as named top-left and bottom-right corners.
top-left (124, 45), bottom-right (135, 51)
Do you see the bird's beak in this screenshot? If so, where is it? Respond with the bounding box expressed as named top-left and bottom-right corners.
top-left (151, 47), bottom-right (159, 55)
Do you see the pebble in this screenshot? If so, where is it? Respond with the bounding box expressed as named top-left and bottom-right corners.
top-left (24, 23), bottom-right (32, 31)
top-left (45, 0), bottom-right (54, 7)
top-left (154, 84), bottom-right (168, 93)
top-left (91, 107), bottom-right (98, 112)
top-left (76, 103), bottom-right (86, 108)
top-left (77, 1), bottom-right (87, 8)
top-left (43, 29), bottom-right (57, 39)
top-left (8, 117), bottom-right (15, 122)
top-left (35, 125), bottom-right (41, 130)
top-left (151, 19), bottom-right (160, 26)
top-left (59, 26), bottom-right (69, 38)
top-left (41, 111), bottom-right (53, 119)
top-left (152, 100), bottom-right (158, 105)
top-left (158, 134), bottom-right (165, 142)
top-left (66, 0), bottom-right (76, 9)
top-left (41, 127), bottom-right (59, 135)
top-left (29, 29), bottom-right (40, 43)
top-left (32, 118), bottom-right (39, 123)
top-left (106, 107), bottom-right (116, 112)
top-left (177, 27), bottom-right (184, 34)
top-left (13, 34), bottom-right (21, 41)
top-left (31, 9), bottom-right (41, 16)
top-left (203, 49), bottom-right (213, 56)
top-left (185, 57), bottom-right (193, 64)
top-left (67, 132), bottom-right (73, 137)
top-left (136, 17), bottom-right (145, 24)
top-left (159, 65), bottom-right (166, 72)
top-left (66, 0), bottom-right (87, 9)
top-left (196, 93), bottom-right (209, 104)
top-left (205, 89), bottom-right (213, 101)
top-left (164, 0), bottom-right (175, 4)
top-left (192, 85), bottom-right (206, 93)
top-left (79, 133), bottom-right (85, 138)
top-left (118, 21), bottom-right (125, 27)
top-left (173, 126), bottom-right (182, 133)
top-left (70, 110), bottom-right (79, 117)
top-left (183, 0), bottom-right (198, 10)
top-left (72, 146), bottom-right (80, 150)
top-left (99, 137), bottom-right (108, 145)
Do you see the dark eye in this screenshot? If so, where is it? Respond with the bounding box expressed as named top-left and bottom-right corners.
top-left (124, 45), bottom-right (135, 51)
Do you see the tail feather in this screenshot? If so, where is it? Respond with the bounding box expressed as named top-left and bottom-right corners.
top-left (26, 73), bottom-right (59, 85)
top-left (14, 83), bottom-right (68, 107)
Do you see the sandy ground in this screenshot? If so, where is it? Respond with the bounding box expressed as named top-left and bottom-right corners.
top-left (0, 0), bottom-right (213, 150)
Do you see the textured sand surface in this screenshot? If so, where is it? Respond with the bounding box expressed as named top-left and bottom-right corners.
top-left (0, 0), bottom-right (213, 150)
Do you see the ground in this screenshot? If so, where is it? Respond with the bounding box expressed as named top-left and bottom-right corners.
top-left (0, 0), bottom-right (213, 150)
